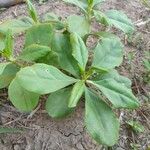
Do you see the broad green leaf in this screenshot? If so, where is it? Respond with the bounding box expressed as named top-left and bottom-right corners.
top-left (46, 87), bottom-right (73, 118)
top-left (89, 79), bottom-right (139, 108)
top-left (70, 33), bottom-right (88, 71)
top-left (3, 30), bottom-right (13, 58)
top-left (68, 80), bottom-right (84, 107)
top-left (67, 15), bottom-right (90, 37)
top-left (8, 78), bottom-right (40, 112)
top-left (0, 63), bottom-right (19, 89)
top-left (92, 38), bottom-right (123, 71)
top-left (18, 44), bottom-right (51, 62)
top-left (16, 64), bottom-right (77, 95)
top-left (25, 23), bottom-right (54, 47)
top-left (0, 17), bottom-right (34, 34)
top-left (92, 70), bottom-right (132, 89)
top-left (36, 51), bottom-right (59, 67)
top-left (26, 0), bottom-right (39, 23)
top-left (105, 10), bottom-right (135, 33)
top-left (51, 32), bottom-right (80, 77)
top-left (62, 0), bottom-right (87, 12)
top-left (94, 10), bottom-right (110, 26)
top-left (85, 88), bottom-right (119, 146)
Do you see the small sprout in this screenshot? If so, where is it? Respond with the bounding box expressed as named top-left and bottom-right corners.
top-left (127, 120), bottom-right (145, 133)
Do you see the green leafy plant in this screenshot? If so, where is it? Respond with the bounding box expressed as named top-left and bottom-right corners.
top-left (0, 0), bottom-right (139, 146)
top-left (127, 120), bottom-right (145, 133)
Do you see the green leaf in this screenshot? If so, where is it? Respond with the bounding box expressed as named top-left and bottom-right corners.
top-left (43, 12), bottom-right (59, 22)
top-left (3, 30), bottom-right (13, 58)
top-left (0, 63), bottom-right (20, 89)
top-left (93, 0), bottom-right (105, 6)
top-left (126, 120), bottom-right (145, 133)
top-left (8, 78), bottom-right (40, 112)
top-left (51, 32), bottom-right (80, 77)
top-left (25, 23), bottom-right (54, 47)
top-left (46, 87), bottom-right (74, 118)
top-left (92, 38), bottom-right (123, 71)
top-left (94, 31), bottom-right (118, 39)
top-left (89, 78), bottom-right (139, 108)
top-left (105, 10), bottom-right (135, 33)
top-left (70, 33), bottom-right (88, 71)
top-left (68, 80), bottom-right (85, 108)
top-left (62, 0), bottom-right (87, 12)
top-left (18, 44), bottom-right (51, 62)
top-left (143, 59), bottom-right (150, 71)
top-left (0, 33), bottom-right (5, 51)
top-left (85, 88), bottom-right (119, 146)
top-left (92, 70), bottom-right (132, 89)
top-left (36, 51), bottom-right (59, 67)
top-left (94, 10), bottom-right (110, 26)
top-left (26, 0), bottom-right (39, 23)
top-left (16, 64), bottom-right (78, 95)
top-left (0, 40), bottom-right (5, 51)
top-left (0, 17), bottom-right (34, 34)
top-left (43, 13), bottom-right (65, 30)
top-left (67, 15), bottom-right (90, 37)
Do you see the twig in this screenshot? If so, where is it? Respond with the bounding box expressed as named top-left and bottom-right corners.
top-left (27, 104), bottom-right (41, 119)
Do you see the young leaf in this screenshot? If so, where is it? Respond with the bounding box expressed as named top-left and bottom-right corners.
top-left (68, 80), bottom-right (85, 108)
top-left (46, 87), bottom-right (74, 118)
top-left (26, 0), bottom-right (39, 23)
top-left (92, 38), bottom-right (123, 71)
top-left (0, 40), bottom-right (5, 51)
top-left (93, 0), bottom-right (105, 6)
top-left (51, 32), bottom-right (80, 77)
top-left (70, 33), bottom-right (88, 71)
top-left (0, 17), bottom-right (34, 34)
top-left (89, 79), bottom-right (139, 108)
top-left (43, 12), bottom-right (59, 22)
top-left (85, 88), bottom-right (120, 146)
top-left (127, 120), bottom-right (145, 133)
top-left (0, 63), bottom-right (20, 89)
top-left (94, 10), bottom-right (110, 26)
top-left (25, 23), bottom-right (54, 47)
top-left (9, 78), bottom-right (40, 112)
top-left (94, 31), bottom-right (118, 39)
top-left (3, 30), bottom-right (13, 58)
top-left (67, 15), bottom-right (90, 37)
top-left (18, 44), bottom-right (51, 62)
top-left (16, 64), bottom-right (78, 95)
top-left (62, 0), bottom-right (87, 13)
top-left (105, 10), bottom-right (135, 33)
top-left (0, 33), bottom-right (5, 51)
top-left (92, 70), bottom-right (132, 89)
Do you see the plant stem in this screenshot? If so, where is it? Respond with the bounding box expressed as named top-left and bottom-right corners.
top-left (82, 68), bottom-right (94, 80)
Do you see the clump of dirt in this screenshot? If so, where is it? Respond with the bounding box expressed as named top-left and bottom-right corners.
top-left (0, 0), bottom-right (150, 150)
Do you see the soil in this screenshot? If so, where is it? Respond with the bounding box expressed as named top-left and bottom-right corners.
top-left (0, 0), bottom-right (150, 150)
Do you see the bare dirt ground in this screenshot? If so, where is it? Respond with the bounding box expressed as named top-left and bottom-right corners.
top-left (0, 0), bottom-right (150, 150)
